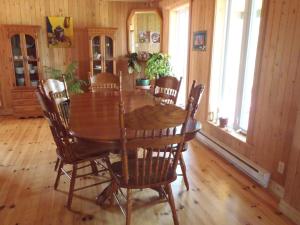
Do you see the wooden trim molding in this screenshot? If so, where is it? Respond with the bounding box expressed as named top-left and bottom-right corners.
top-left (268, 180), bottom-right (285, 199)
top-left (279, 200), bottom-right (300, 225)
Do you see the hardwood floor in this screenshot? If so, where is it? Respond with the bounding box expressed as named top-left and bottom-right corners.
top-left (0, 117), bottom-right (295, 225)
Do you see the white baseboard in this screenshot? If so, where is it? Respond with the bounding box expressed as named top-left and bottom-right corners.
top-left (279, 200), bottom-right (300, 225)
top-left (196, 131), bottom-right (271, 188)
top-left (269, 180), bottom-right (285, 199)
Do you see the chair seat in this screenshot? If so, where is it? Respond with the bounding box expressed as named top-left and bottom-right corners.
top-left (68, 139), bottom-right (110, 161)
top-left (111, 157), bottom-right (177, 188)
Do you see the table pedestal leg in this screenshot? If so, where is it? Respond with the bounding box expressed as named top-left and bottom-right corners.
top-left (96, 181), bottom-right (118, 206)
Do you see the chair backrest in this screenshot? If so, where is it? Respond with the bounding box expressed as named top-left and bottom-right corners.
top-left (41, 77), bottom-right (70, 127)
top-left (119, 93), bottom-right (193, 187)
top-left (36, 85), bottom-right (75, 162)
top-left (153, 76), bottom-right (182, 105)
top-left (188, 80), bottom-right (205, 118)
top-left (90, 72), bottom-right (120, 92)
top-left (42, 75), bottom-right (69, 103)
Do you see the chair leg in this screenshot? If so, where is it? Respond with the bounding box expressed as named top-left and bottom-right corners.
top-left (126, 189), bottom-right (132, 225)
top-left (54, 160), bottom-right (64, 190)
top-left (67, 164), bottom-right (77, 209)
top-left (54, 158), bottom-right (60, 171)
top-left (165, 184), bottom-right (179, 225)
top-left (90, 160), bottom-right (98, 175)
top-left (179, 153), bottom-right (189, 190)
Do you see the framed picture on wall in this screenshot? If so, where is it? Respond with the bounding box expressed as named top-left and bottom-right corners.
top-left (46, 16), bottom-right (73, 48)
top-left (150, 32), bottom-right (160, 44)
top-left (193, 31), bottom-right (207, 51)
top-left (138, 31), bottom-right (150, 43)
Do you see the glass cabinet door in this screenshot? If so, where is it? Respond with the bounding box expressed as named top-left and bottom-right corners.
top-left (104, 36), bottom-right (113, 73)
top-left (25, 34), bottom-right (39, 87)
top-left (92, 36), bottom-right (102, 74)
top-left (10, 34), bottom-right (25, 87)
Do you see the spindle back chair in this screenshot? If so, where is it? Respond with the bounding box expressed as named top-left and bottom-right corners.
top-left (90, 72), bottom-right (120, 92)
top-left (36, 85), bottom-right (111, 209)
top-left (109, 91), bottom-right (193, 225)
top-left (153, 76), bottom-right (182, 104)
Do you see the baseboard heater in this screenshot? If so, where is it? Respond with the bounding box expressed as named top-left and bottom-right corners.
top-left (196, 131), bottom-right (271, 188)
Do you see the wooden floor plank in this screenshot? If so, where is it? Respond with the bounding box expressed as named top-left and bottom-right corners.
top-left (0, 117), bottom-right (296, 225)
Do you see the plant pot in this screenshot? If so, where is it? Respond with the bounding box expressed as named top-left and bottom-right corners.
top-left (136, 78), bottom-right (150, 86)
top-left (219, 117), bottom-right (228, 128)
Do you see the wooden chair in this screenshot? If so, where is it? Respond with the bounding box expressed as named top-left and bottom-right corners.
top-left (90, 72), bottom-right (120, 92)
top-left (36, 85), bottom-right (111, 209)
top-left (109, 92), bottom-right (193, 225)
top-left (41, 76), bottom-right (70, 127)
top-left (178, 80), bottom-right (205, 190)
top-left (41, 76), bottom-right (70, 171)
top-left (153, 76), bottom-right (182, 104)
top-left (189, 80), bottom-right (205, 119)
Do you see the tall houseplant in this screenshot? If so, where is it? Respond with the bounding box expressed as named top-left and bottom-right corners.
top-left (145, 53), bottom-right (172, 80)
top-left (44, 61), bottom-right (86, 94)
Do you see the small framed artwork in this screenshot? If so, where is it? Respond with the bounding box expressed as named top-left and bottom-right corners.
top-left (193, 31), bottom-right (207, 51)
top-left (46, 16), bottom-right (73, 48)
top-left (138, 31), bottom-right (150, 43)
top-left (150, 32), bottom-right (160, 44)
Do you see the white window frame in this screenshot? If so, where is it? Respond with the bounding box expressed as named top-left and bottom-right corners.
top-left (212, 0), bottom-right (262, 134)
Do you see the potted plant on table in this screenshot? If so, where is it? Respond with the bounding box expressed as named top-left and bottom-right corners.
top-left (44, 61), bottom-right (86, 94)
top-left (128, 53), bottom-right (149, 87)
top-left (145, 53), bottom-right (172, 80)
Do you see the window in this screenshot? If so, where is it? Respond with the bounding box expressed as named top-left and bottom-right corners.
top-left (209, 0), bottom-right (263, 133)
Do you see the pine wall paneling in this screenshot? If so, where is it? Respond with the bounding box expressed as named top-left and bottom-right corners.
top-left (0, 0), bottom-right (156, 114)
top-left (161, 0), bottom-right (300, 219)
top-left (160, 0), bottom-right (300, 192)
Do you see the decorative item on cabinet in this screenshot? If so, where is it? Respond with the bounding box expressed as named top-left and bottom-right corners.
top-left (87, 27), bottom-right (117, 77)
top-left (2, 25), bottom-right (43, 118)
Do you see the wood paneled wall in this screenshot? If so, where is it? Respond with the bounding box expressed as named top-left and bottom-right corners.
top-left (161, 0), bottom-right (300, 185)
top-left (0, 0), bottom-right (156, 112)
top-left (160, 0), bottom-right (300, 211)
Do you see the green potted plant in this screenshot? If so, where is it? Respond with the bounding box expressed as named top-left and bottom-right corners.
top-left (128, 53), bottom-right (150, 87)
top-left (44, 61), bottom-right (86, 94)
top-left (145, 53), bottom-right (172, 80)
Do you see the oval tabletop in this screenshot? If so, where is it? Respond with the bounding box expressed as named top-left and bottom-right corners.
top-left (69, 91), bottom-right (201, 143)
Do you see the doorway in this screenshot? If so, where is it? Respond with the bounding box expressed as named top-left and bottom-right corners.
top-left (168, 4), bottom-right (190, 106)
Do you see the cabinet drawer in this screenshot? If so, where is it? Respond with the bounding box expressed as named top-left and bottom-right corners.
top-left (12, 98), bottom-right (39, 106)
top-left (12, 90), bottom-right (37, 99)
top-left (13, 105), bottom-right (42, 118)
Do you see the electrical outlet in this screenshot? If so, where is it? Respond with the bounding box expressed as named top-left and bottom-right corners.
top-left (277, 161), bottom-right (285, 174)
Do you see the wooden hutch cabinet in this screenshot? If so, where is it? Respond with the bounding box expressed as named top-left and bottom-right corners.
top-left (3, 25), bottom-right (43, 118)
top-left (87, 27), bottom-right (117, 77)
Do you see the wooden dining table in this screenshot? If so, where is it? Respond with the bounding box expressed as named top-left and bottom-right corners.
top-left (68, 90), bottom-right (201, 205)
top-left (69, 90), bottom-right (201, 146)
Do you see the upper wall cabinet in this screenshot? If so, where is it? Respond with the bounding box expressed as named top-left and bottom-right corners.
top-left (87, 27), bottom-right (117, 77)
top-left (127, 9), bottom-right (162, 54)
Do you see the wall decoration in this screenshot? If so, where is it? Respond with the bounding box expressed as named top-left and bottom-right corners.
top-left (150, 32), bottom-right (160, 44)
top-left (138, 31), bottom-right (150, 43)
top-left (46, 16), bottom-right (73, 48)
top-left (193, 31), bottom-right (207, 51)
